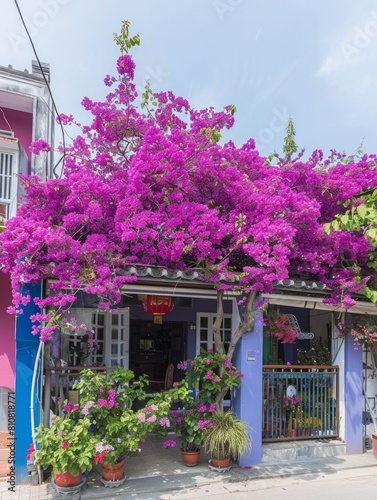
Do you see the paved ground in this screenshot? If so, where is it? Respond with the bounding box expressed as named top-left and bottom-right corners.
top-left (1, 440), bottom-right (376, 500)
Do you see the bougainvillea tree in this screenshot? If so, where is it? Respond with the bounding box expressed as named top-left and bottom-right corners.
top-left (1, 21), bottom-right (377, 382)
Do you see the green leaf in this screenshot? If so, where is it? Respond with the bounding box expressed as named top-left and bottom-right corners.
top-left (357, 204), bottom-right (367, 218)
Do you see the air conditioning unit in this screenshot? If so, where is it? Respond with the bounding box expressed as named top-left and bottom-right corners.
top-left (0, 129), bottom-right (14, 138)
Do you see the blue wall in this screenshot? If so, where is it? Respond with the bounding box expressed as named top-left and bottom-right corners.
top-left (344, 332), bottom-right (363, 454)
top-left (14, 283), bottom-right (41, 483)
top-left (233, 311), bottom-right (263, 465)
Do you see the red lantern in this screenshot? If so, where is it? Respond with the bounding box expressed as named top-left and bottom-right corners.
top-left (142, 295), bottom-right (174, 324)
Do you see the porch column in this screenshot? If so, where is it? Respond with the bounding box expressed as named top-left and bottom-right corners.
top-left (344, 332), bottom-right (363, 454)
top-left (14, 283), bottom-right (41, 483)
top-left (233, 302), bottom-right (263, 466)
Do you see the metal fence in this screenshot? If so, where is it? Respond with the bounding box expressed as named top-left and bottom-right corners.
top-left (262, 365), bottom-right (339, 442)
top-left (43, 366), bottom-right (116, 422)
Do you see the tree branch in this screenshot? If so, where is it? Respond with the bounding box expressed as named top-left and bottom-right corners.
top-left (226, 290), bottom-right (256, 361)
top-left (213, 290), bottom-right (224, 355)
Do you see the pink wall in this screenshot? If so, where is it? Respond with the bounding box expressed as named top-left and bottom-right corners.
top-left (0, 105), bottom-right (33, 391)
top-left (0, 107), bottom-right (32, 162)
top-left (0, 273), bottom-right (15, 390)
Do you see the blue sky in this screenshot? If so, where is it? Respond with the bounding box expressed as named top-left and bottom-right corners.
top-left (2, 0), bottom-right (377, 158)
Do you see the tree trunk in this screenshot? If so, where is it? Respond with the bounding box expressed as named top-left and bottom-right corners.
top-left (213, 290), bottom-right (257, 411)
top-left (213, 290), bottom-right (224, 355)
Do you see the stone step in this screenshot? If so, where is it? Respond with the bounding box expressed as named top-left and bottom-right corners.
top-left (262, 439), bottom-right (346, 463)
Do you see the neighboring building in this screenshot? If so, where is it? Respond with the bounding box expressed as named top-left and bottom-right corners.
top-left (0, 61), bottom-right (54, 480)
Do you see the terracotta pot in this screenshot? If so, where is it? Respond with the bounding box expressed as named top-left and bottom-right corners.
top-left (54, 470), bottom-right (82, 487)
top-left (211, 456), bottom-right (231, 468)
top-left (102, 461), bottom-right (125, 481)
top-left (372, 431), bottom-right (377, 459)
top-left (181, 449), bottom-right (200, 467)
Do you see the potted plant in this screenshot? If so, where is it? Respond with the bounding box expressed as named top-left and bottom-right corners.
top-left (297, 340), bottom-right (332, 366)
top-left (93, 403), bottom-right (171, 481)
top-left (203, 411), bottom-right (251, 469)
top-left (177, 350), bottom-right (243, 409)
top-left (284, 395), bottom-right (301, 438)
top-left (75, 368), bottom-right (170, 482)
top-left (168, 397), bottom-right (216, 466)
top-left (33, 415), bottom-right (95, 487)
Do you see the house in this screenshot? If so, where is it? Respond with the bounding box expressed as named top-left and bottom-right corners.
top-left (0, 61), bottom-right (54, 481)
top-left (9, 267), bottom-right (373, 483)
top-left (0, 61), bottom-right (375, 479)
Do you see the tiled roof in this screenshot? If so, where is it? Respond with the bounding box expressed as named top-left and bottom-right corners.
top-left (126, 266), bottom-right (204, 282)
top-left (125, 267), bottom-right (329, 295)
top-left (273, 279), bottom-right (328, 292)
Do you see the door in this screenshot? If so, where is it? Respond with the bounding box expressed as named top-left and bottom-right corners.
top-left (107, 309), bottom-right (129, 367)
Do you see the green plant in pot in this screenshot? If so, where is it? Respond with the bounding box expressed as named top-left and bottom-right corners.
top-left (203, 411), bottom-right (251, 468)
top-left (168, 394), bottom-right (216, 466)
top-left (34, 415), bottom-right (95, 487)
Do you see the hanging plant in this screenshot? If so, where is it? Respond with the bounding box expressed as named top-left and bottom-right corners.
top-left (264, 309), bottom-right (297, 344)
top-left (337, 315), bottom-right (377, 352)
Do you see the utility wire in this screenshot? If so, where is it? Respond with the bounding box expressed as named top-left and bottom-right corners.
top-left (0, 107), bottom-right (13, 132)
top-left (13, 0), bottom-right (66, 178)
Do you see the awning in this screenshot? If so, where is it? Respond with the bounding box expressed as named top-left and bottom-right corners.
top-left (261, 293), bottom-right (377, 316)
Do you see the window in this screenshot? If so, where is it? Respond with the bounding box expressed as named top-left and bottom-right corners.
top-left (197, 313), bottom-right (232, 354)
top-left (62, 308), bottom-right (129, 368)
top-left (0, 151), bottom-right (14, 202)
top-left (0, 135), bottom-right (21, 223)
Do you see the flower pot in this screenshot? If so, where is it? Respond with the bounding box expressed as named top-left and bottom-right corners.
top-left (102, 461), bottom-right (125, 481)
top-left (54, 470), bottom-right (82, 487)
top-left (372, 432), bottom-right (377, 459)
top-left (210, 456), bottom-right (231, 468)
top-left (181, 449), bottom-right (200, 467)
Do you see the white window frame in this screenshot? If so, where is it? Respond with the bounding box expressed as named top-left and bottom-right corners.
top-left (196, 313), bottom-right (232, 355)
top-left (61, 308), bottom-right (130, 368)
top-left (0, 138), bottom-right (19, 221)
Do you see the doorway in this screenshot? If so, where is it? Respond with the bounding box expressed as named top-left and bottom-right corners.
top-left (129, 320), bottom-right (186, 386)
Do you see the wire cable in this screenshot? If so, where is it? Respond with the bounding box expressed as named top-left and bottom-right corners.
top-left (13, 0), bottom-right (66, 178)
top-left (0, 107), bottom-right (13, 132)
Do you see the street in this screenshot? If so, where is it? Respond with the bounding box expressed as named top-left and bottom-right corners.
top-left (158, 467), bottom-right (377, 500)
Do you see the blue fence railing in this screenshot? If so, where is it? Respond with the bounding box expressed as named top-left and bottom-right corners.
top-left (262, 365), bottom-right (339, 442)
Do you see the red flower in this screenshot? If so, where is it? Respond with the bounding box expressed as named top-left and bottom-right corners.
top-left (62, 440), bottom-right (70, 448)
top-left (94, 452), bottom-right (106, 464)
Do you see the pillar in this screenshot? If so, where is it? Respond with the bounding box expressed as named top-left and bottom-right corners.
top-left (14, 283), bottom-right (41, 483)
top-left (233, 311), bottom-right (263, 465)
top-left (344, 333), bottom-right (363, 454)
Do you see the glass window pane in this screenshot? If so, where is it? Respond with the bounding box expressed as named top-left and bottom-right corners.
top-left (111, 344), bottom-right (118, 355)
top-left (200, 317), bottom-right (208, 328)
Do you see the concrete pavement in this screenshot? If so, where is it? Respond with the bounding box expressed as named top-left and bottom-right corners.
top-left (1, 443), bottom-right (376, 500)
